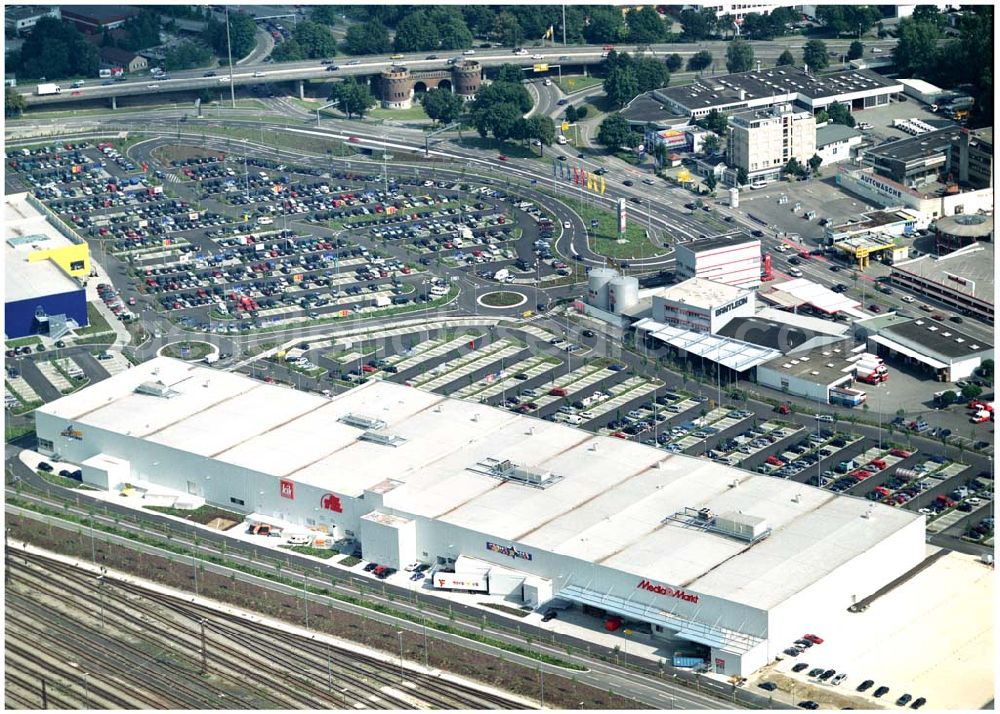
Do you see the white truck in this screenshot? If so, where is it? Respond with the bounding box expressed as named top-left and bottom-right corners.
top-left (36, 83), bottom-right (62, 96)
top-left (493, 268), bottom-right (510, 282)
top-left (373, 295), bottom-right (391, 308)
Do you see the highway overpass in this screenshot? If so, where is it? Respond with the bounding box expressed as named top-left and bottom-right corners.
top-left (19, 39), bottom-right (898, 108)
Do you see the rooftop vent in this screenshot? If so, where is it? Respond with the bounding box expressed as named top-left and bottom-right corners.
top-left (339, 413), bottom-right (387, 430)
top-left (358, 429), bottom-right (407, 447)
top-left (134, 380), bottom-right (177, 398)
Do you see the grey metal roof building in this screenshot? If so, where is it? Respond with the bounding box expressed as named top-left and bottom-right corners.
top-left (653, 66), bottom-right (901, 119)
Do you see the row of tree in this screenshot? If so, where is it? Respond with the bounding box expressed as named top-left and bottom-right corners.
top-left (892, 6), bottom-right (992, 121)
top-left (602, 51), bottom-right (671, 108)
top-left (323, 6), bottom-right (889, 52)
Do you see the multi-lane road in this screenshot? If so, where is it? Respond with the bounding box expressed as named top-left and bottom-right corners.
top-left (19, 38), bottom-right (900, 106)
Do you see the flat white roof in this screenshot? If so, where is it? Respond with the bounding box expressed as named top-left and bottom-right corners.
top-left (635, 319), bottom-right (782, 371)
top-left (5, 192), bottom-right (81, 302)
top-left (654, 277), bottom-right (748, 310)
top-left (40, 357), bottom-right (922, 612)
top-left (764, 278), bottom-right (861, 314)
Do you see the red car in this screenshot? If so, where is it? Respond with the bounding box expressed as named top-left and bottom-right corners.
top-left (890, 448), bottom-right (911, 458)
top-left (803, 634), bottom-right (824, 644)
top-left (931, 313), bottom-right (944, 321)
top-left (869, 304), bottom-right (882, 313)
top-left (348, 136), bottom-right (361, 143)
top-left (766, 455), bottom-right (785, 466)
top-left (497, 154), bottom-right (508, 161)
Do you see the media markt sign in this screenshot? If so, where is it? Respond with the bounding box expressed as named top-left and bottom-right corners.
top-left (637, 578), bottom-right (700, 603)
top-left (60, 425), bottom-right (83, 440)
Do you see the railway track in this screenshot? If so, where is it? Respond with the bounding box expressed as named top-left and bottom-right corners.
top-left (5, 549), bottom-right (528, 709)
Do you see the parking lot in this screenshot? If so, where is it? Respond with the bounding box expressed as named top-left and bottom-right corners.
top-left (750, 549), bottom-right (993, 711)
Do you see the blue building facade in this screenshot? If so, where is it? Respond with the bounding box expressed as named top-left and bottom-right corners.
top-left (4, 289), bottom-right (87, 338)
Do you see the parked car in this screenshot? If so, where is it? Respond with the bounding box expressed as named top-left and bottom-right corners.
top-left (896, 694), bottom-right (912, 707)
top-left (758, 682), bottom-right (778, 691)
top-left (856, 679), bottom-right (875, 692)
top-left (798, 701), bottom-right (819, 710)
top-left (873, 686), bottom-right (890, 698)
top-left (910, 697), bottom-right (926, 709)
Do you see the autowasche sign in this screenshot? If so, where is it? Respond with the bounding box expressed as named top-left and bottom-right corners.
top-left (486, 541), bottom-right (533, 561)
top-left (637, 579), bottom-right (700, 603)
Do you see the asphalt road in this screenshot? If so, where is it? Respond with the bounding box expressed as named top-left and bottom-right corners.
top-left (20, 38), bottom-right (902, 107)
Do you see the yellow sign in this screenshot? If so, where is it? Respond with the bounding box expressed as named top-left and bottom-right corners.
top-left (677, 168), bottom-right (691, 182)
top-left (561, 121), bottom-right (569, 132)
top-left (532, 63), bottom-right (549, 73)
top-left (522, 310), bottom-right (534, 318)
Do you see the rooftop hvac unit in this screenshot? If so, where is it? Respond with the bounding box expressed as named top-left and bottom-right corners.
top-left (134, 380), bottom-right (177, 398)
top-left (339, 413), bottom-right (388, 430)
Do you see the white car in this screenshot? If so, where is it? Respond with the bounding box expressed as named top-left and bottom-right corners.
top-left (563, 220), bottom-right (571, 229)
top-left (531, 54), bottom-right (544, 60)
top-left (514, 49), bottom-right (529, 56)
top-left (901, 295), bottom-right (915, 303)
top-left (253, 71), bottom-right (265, 77)
top-left (463, 49), bottom-right (475, 55)
top-left (286, 534), bottom-right (312, 546)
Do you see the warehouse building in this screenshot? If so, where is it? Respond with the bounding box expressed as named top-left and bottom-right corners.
top-left (756, 344), bottom-right (864, 406)
top-left (59, 5), bottom-right (138, 32)
top-left (35, 358), bottom-right (926, 677)
top-left (4, 193), bottom-right (90, 339)
top-left (675, 233), bottom-right (762, 288)
top-left (814, 123), bottom-right (863, 166)
top-left (889, 242), bottom-right (994, 323)
top-left (860, 316), bottom-right (993, 381)
top-left (655, 66), bottom-right (900, 120)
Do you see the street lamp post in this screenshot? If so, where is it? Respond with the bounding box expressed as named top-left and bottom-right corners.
top-left (396, 630), bottom-right (405, 683)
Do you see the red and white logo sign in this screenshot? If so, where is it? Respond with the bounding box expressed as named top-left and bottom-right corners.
top-left (637, 579), bottom-right (700, 603)
top-left (320, 493), bottom-right (343, 513)
top-left (279, 479), bottom-right (295, 500)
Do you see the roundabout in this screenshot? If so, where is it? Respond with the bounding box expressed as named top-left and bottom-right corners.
top-left (477, 291), bottom-right (528, 309)
top-left (158, 341), bottom-right (216, 361)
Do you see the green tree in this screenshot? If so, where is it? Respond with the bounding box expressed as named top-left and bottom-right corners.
top-left (15, 16), bottom-right (99, 79)
top-left (701, 133), bottom-right (721, 155)
top-left (564, 105), bottom-right (577, 123)
top-left (726, 38), bottom-right (754, 73)
top-left (633, 57), bottom-right (669, 92)
top-left (597, 112), bottom-right (635, 150)
top-left (808, 154), bottom-right (823, 175)
top-left (687, 50), bottom-right (713, 72)
top-left (290, 21), bottom-right (337, 59)
top-left (938, 8), bottom-right (993, 120)
top-left (978, 358), bottom-right (994, 381)
top-left (496, 63), bottom-right (525, 85)
top-left (603, 66), bottom-right (639, 108)
top-left (699, 108), bottom-right (729, 134)
top-left (422, 87), bottom-right (464, 124)
top-left (961, 384), bottom-right (983, 400)
top-left (827, 102), bottom-right (856, 127)
top-left (526, 115), bottom-right (556, 154)
top-left (784, 157), bottom-right (805, 177)
top-left (736, 167), bottom-right (749, 186)
top-left (270, 40), bottom-right (305, 62)
top-left (436, 12), bottom-right (474, 51)
top-left (776, 49), bottom-right (795, 67)
top-left (704, 172), bottom-right (718, 193)
top-left (5, 86), bottom-right (26, 117)
top-left (803, 39), bottom-right (829, 71)
top-left (583, 6), bottom-right (625, 44)
top-left (461, 7), bottom-right (495, 36)
top-left (121, 9), bottom-right (162, 51)
top-left (330, 77), bottom-right (375, 119)
top-left (848, 41), bottom-right (865, 60)
top-left (626, 6), bottom-right (665, 44)
top-left (393, 10), bottom-right (439, 52)
top-left (936, 390), bottom-right (958, 407)
top-left (680, 8), bottom-right (717, 41)
top-left (665, 53), bottom-right (683, 72)
top-left (574, 106), bottom-right (588, 120)
top-left (165, 41), bottom-right (214, 71)
top-left (492, 11), bottom-right (523, 47)
top-left (310, 6), bottom-right (340, 25)
top-left (892, 16), bottom-right (942, 78)
top-left (344, 20), bottom-right (391, 55)
top-left (203, 11), bottom-right (256, 60)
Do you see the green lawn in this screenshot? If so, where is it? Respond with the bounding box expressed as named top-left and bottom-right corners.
top-left (367, 104), bottom-right (430, 121)
top-left (461, 137), bottom-right (542, 160)
top-left (161, 341), bottom-right (213, 360)
top-left (5, 336), bottom-right (41, 349)
top-left (76, 302), bottom-right (114, 337)
top-left (555, 75), bottom-right (604, 95)
top-left (568, 199), bottom-right (668, 260)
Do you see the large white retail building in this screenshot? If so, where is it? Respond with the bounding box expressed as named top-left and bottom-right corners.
top-left (35, 358), bottom-right (926, 677)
